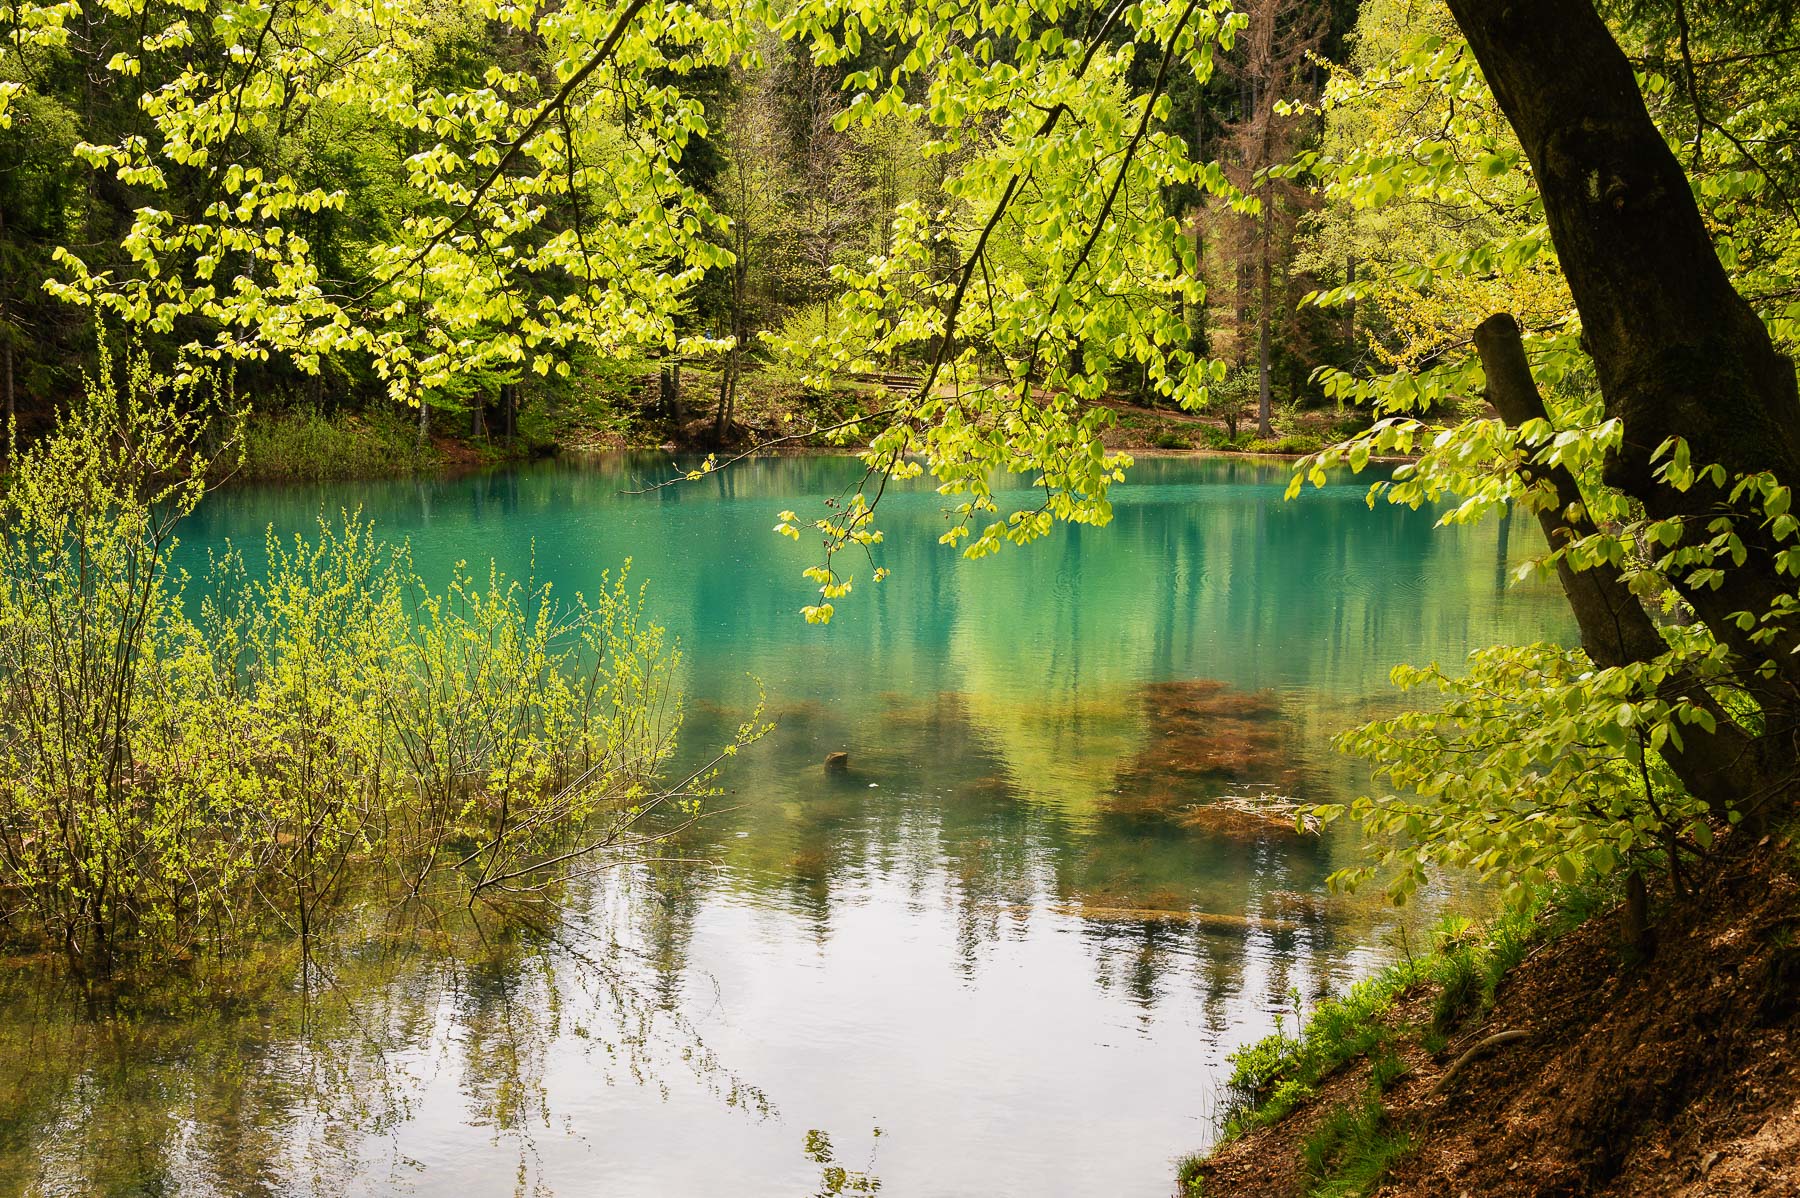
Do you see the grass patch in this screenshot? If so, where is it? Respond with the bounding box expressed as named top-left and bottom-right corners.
top-left (240, 407), bottom-right (442, 481)
top-left (1428, 943), bottom-right (1483, 1038)
top-left (1242, 433), bottom-right (1324, 455)
top-left (1218, 969), bottom-right (1410, 1140)
top-left (1174, 1150), bottom-right (1208, 1195)
top-left (1300, 1097), bottom-right (1413, 1198)
top-left (1215, 896), bottom-right (1566, 1143)
top-left (1178, 882), bottom-right (1619, 1198)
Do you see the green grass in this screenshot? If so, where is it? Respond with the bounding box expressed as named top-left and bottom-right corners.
top-left (1216, 960), bottom-right (1423, 1141)
top-left (1241, 433), bottom-right (1324, 455)
top-left (1180, 885), bottom-right (1621, 1197)
top-left (240, 407), bottom-right (442, 481)
top-left (1173, 1150), bottom-right (1208, 1195)
top-left (1299, 1098), bottom-right (1414, 1198)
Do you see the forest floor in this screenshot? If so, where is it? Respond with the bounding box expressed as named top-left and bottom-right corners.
top-left (1185, 838), bottom-right (1800, 1198)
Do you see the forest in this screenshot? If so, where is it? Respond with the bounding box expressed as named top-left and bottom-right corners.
top-left (0, 0), bottom-right (1798, 1194)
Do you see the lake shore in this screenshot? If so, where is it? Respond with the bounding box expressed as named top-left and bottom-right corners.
top-left (223, 368), bottom-right (1425, 485)
top-left (1180, 844), bottom-right (1800, 1198)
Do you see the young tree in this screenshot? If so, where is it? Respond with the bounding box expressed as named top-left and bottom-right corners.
top-left (1219, 0), bottom-right (1325, 437)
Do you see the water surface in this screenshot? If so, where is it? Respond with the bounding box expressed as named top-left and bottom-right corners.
top-left (0, 453), bottom-right (1569, 1197)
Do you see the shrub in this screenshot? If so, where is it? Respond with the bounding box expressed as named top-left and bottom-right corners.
top-left (1324, 642), bottom-right (1722, 906)
top-left (0, 342), bottom-right (756, 978)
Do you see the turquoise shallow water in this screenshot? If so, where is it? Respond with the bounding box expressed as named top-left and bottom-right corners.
top-left (0, 452), bottom-right (1571, 1197)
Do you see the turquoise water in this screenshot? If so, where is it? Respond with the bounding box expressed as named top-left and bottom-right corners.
top-left (0, 453), bottom-right (1570, 1196)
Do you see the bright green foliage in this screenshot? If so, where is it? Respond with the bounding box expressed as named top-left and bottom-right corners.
top-left (4, 0), bottom-right (1263, 617)
top-left (0, 341), bottom-right (753, 975)
top-left (1270, 0), bottom-right (1800, 902)
top-left (755, 0), bottom-right (1251, 612)
top-left (1323, 642), bottom-right (1725, 904)
top-left (1216, 902), bottom-right (1545, 1140)
top-left (0, 340), bottom-right (243, 970)
top-left (5, 0), bottom-right (742, 399)
top-left (1295, 0), bottom-right (1565, 404)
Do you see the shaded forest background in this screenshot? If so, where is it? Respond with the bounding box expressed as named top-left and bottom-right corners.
top-left (0, 0), bottom-right (1373, 462)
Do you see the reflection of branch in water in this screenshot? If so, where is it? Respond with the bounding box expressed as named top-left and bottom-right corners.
top-left (805, 1126), bottom-right (884, 1197)
top-left (0, 854), bottom-right (782, 1196)
top-left (518, 887), bottom-right (775, 1121)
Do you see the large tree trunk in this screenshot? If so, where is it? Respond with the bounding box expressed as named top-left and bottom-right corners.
top-left (1447, 0), bottom-right (1800, 708)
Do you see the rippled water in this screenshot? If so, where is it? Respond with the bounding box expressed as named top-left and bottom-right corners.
top-left (0, 453), bottom-right (1570, 1196)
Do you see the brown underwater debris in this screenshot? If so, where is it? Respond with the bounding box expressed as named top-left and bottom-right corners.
top-left (1109, 679), bottom-right (1301, 819)
top-left (994, 901), bottom-right (1300, 934)
top-left (1177, 792), bottom-right (1322, 840)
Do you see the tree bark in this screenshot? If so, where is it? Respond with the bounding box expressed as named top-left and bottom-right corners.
top-left (1447, 0), bottom-right (1800, 712)
top-left (1256, 192), bottom-right (1274, 438)
top-left (1473, 313), bottom-right (1758, 813)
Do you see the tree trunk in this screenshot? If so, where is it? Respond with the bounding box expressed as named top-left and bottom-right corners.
top-left (715, 345), bottom-right (739, 444)
top-left (1447, 0), bottom-right (1800, 716)
top-left (1343, 253), bottom-right (1356, 358)
top-left (418, 392), bottom-right (429, 449)
top-left (660, 363), bottom-right (684, 427)
top-left (0, 206), bottom-right (11, 438)
top-left (1473, 313), bottom-right (1758, 814)
top-left (1256, 191), bottom-right (1274, 439)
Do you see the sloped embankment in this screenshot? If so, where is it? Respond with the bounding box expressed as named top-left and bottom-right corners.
top-left (1188, 843), bottom-right (1800, 1197)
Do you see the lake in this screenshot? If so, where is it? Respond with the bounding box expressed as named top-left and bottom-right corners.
top-left (0, 453), bottom-right (1570, 1197)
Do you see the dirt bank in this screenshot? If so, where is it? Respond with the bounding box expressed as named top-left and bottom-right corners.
top-left (1191, 841), bottom-right (1800, 1197)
